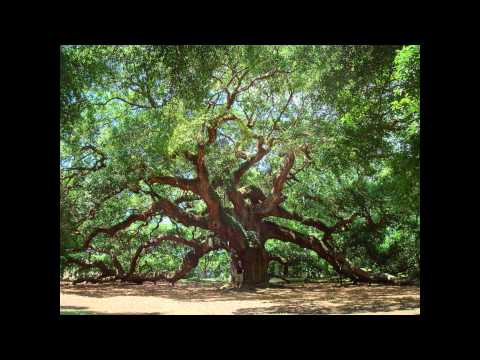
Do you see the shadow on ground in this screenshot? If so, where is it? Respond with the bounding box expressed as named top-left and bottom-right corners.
top-left (60, 281), bottom-right (420, 315)
top-left (60, 305), bottom-right (98, 315)
top-left (60, 305), bottom-right (164, 315)
top-left (232, 295), bottom-right (419, 314)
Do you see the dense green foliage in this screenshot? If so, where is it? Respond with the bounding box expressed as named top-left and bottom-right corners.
top-left (60, 45), bottom-right (419, 282)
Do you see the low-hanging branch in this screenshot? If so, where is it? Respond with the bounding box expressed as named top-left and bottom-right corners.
top-left (80, 196), bottom-right (211, 250)
top-left (64, 256), bottom-right (115, 278)
top-left (127, 234), bottom-right (206, 279)
top-left (259, 220), bottom-right (373, 283)
top-left (70, 234), bottom-right (226, 285)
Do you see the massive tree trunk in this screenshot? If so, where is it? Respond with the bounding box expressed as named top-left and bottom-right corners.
top-left (230, 247), bottom-right (269, 287)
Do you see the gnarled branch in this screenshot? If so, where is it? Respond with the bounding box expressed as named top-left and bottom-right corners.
top-left (146, 175), bottom-right (199, 193)
top-left (255, 150), bottom-right (295, 216)
top-left (227, 138), bottom-right (269, 221)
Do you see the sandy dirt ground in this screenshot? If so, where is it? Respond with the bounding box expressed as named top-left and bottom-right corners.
top-left (60, 281), bottom-right (420, 315)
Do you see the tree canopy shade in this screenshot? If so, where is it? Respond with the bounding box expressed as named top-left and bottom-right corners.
top-left (60, 45), bottom-right (420, 287)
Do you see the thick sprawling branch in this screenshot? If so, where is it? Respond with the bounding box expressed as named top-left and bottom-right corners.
top-left (266, 206), bottom-right (331, 233)
top-left (64, 257), bottom-right (112, 275)
top-left (153, 198), bottom-right (210, 229)
top-left (174, 194), bottom-right (201, 205)
top-left (241, 185), bottom-right (267, 205)
top-left (64, 256), bottom-right (116, 284)
top-left (194, 144), bottom-right (222, 222)
top-left (127, 235), bottom-right (203, 278)
top-left (71, 233), bottom-right (227, 285)
top-left (262, 203), bottom-right (358, 236)
top-left (261, 220), bottom-right (409, 284)
top-left (286, 147), bottom-right (313, 183)
top-left (272, 151), bottom-right (295, 195)
top-left (227, 138), bottom-right (269, 221)
top-left (127, 234), bottom-right (224, 284)
top-left (259, 220), bottom-right (373, 283)
top-left (207, 114), bottom-right (239, 144)
top-left (146, 175), bottom-right (199, 193)
top-left (81, 196), bottom-right (210, 249)
top-left (232, 138), bottom-right (269, 187)
top-left (78, 142), bottom-right (229, 252)
top-left (255, 150), bottom-right (295, 216)
top-left (82, 204), bottom-right (160, 249)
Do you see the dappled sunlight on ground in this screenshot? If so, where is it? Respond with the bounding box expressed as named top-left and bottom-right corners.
top-left (60, 281), bottom-right (420, 315)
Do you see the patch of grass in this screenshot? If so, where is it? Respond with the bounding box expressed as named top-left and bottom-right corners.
top-left (284, 277), bottom-right (306, 283)
top-left (181, 278), bottom-right (226, 284)
top-left (60, 309), bottom-right (93, 315)
top-left (198, 278), bottom-right (226, 283)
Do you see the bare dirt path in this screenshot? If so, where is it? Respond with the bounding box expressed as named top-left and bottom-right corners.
top-left (60, 281), bottom-right (420, 315)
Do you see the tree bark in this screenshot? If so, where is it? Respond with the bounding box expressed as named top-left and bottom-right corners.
top-left (230, 247), bottom-right (269, 287)
top-left (259, 220), bottom-right (395, 284)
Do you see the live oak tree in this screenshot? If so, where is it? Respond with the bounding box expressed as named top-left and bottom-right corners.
top-left (60, 45), bottom-right (420, 287)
